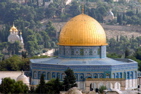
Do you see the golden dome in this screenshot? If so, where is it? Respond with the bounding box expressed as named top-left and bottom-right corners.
top-left (58, 14), bottom-right (107, 46)
top-left (10, 25), bottom-right (18, 32)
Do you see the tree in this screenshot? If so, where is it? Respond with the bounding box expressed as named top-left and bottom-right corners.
top-left (69, 1), bottom-right (80, 17)
top-left (135, 47), bottom-right (141, 60)
top-left (0, 77), bottom-right (15, 93)
top-left (63, 68), bottom-right (77, 91)
top-left (35, 74), bottom-right (46, 93)
top-left (99, 86), bottom-right (106, 94)
top-left (54, 77), bottom-right (62, 94)
top-left (45, 78), bottom-right (63, 94)
top-left (125, 48), bottom-right (130, 58)
top-left (105, 0), bottom-right (113, 3)
top-left (45, 21), bottom-right (56, 37)
top-left (0, 77), bottom-right (28, 94)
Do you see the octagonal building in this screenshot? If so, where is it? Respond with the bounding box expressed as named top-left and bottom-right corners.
top-left (30, 13), bottom-right (138, 91)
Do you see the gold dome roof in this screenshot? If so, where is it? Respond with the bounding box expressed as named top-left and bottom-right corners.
top-left (10, 25), bottom-right (18, 32)
top-left (58, 14), bottom-right (107, 46)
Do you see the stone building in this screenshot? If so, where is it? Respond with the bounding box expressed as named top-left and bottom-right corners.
top-left (30, 12), bottom-right (138, 92)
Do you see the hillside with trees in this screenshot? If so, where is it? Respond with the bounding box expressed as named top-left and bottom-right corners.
top-left (1, 0), bottom-right (141, 70)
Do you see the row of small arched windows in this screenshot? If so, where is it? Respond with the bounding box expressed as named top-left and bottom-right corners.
top-left (33, 71), bottom-right (109, 81)
top-left (113, 71), bottom-right (137, 79)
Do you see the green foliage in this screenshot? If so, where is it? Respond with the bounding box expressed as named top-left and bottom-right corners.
top-left (63, 68), bottom-right (77, 91)
top-left (0, 1), bottom-right (58, 56)
top-left (36, 74), bottom-right (46, 93)
top-left (88, 3), bottom-right (109, 22)
top-left (107, 36), bottom-right (141, 71)
top-left (0, 55), bottom-right (30, 71)
top-left (107, 53), bottom-right (121, 58)
top-left (45, 78), bottom-right (63, 94)
top-left (35, 76), bottom-right (63, 94)
top-left (45, 21), bottom-right (56, 37)
top-left (0, 77), bottom-right (28, 94)
top-left (107, 36), bottom-right (141, 55)
top-left (99, 86), bottom-right (107, 94)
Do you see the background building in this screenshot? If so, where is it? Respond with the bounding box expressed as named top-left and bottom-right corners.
top-left (8, 25), bottom-right (24, 48)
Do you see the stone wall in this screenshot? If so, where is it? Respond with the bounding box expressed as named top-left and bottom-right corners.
top-left (102, 24), bottom-right (141, 32)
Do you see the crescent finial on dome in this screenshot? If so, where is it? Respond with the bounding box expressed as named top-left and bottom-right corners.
top-left (81, 5), bottom-right (85, 14)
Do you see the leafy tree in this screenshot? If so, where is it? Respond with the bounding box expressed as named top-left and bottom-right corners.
top-left (45, 21), bottom-right (56, 37)
top-left (63, 68), bottom-right (77, 91)
top-left (0, 55), bottom-right (30, 71)
top-left (135, 47), bottom-right (141, 60)
top-left (105, 0), bottom-right (113, 3)
top-left (99, 86), bottom-right (106, 94)
top-left (69, 1), bottom-right (80, 17)
top-left (0, 77), bottom-right (28, 94)
top-left (125, 48), bottom-right (130, 58)
top-left (45, 78), bottom-right (63, 94)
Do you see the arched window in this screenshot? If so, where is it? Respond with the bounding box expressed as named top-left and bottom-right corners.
top-left (99, 73), bottom-right (104, 78)
top-left (52, 72), bottom-right (55, 78)
top-left (131, 71), bottom-right (133, 79)
top-left (94, 73), bottom-right (98, 78)
top-left (79, 73), bottom-right (84, 81)
top-left (57, 73), bottom-right (60, 79)
top-left (113, 73), bottom-right (115, 78)
top-left (87, 73), bottom-right (92, 78)
top-left (116, 73), bottom-right (119, 78)
top-left (33, 71), bottom-right (37, 79)
top-left (47, 72), bottom-right (51, 80)
top-left (127, 72), bottom-right (130, 79)
top-left (106, 73), bottom-right (110, 78)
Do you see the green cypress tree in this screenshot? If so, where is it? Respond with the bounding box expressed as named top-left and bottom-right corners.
top-left (63, 68), bottom-right (77, 91)
top-left (35, 74), bottom-right (46, 93)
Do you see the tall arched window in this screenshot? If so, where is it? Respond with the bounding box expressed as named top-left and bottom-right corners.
top-left (131, 71), bottom-right (133, 79)
top-left (94, 73), bottom-right (98, 78)
top-left (127, 72), bottom-right (130, 79)
top-left (33, 71), bottom-right (37, 79)
top-left (52, 72), bottom-right (55, 78)
top-left (57, 73), bottom-right (60, 79)
top-left (79, 73), bottom-right (84, 81)
top-left (87, 73), bottom-right (92, 78)
top-left (99, 73), bottom-right (104, 78)
top-left (106, 73), bottom-right (110, 78)
top-left (116, 73), bottom-right (119, 78)
top-left (47, 72), bottom-right (51, 80)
